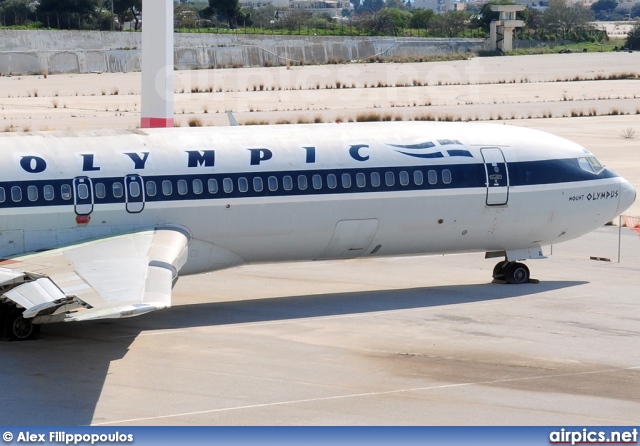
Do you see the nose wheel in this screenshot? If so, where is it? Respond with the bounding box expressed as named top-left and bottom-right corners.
top-left (493, 261), bottom-right (530, 284)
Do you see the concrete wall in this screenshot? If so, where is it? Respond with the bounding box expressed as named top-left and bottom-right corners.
top-left (0, 30), bottom-right (488, 75)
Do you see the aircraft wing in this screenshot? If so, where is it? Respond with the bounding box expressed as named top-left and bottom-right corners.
top-left (0, 228), bottom-right (189, 323)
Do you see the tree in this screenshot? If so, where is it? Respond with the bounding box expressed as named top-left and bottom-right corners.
top-left (626, 21), bottom-right (640, 50)
top-left (246, 4), bottom-right (277, 27)
top-left (112, 0), bottom-right (141, 30)
top-left (37, 0), bottom-right (100, 16)
top-left (590, 0), bottom-right (618, 13)
top-left (631, 3), bottom-right (640, 18)
top-left (0, 0), bottom-right (34, 25)
top-left (367, 8), bottom-right (409, 35)
top-left (36, 0), bottom-right (101, 29)
top-left (355, 0), bottom-right (384, 14)
top-left (385, 0), bottom-right (408, 11)
top-left (207, 0), bottom-right (247, 28)
top-left (542, 0), bottom-right (593, 39)
top-left (175, 3), bottom-right (200, 28)
top-left (278, 10), bottom-right (311, 32)
top-left (442, 10), bottom-right (469, 37)
top-left (409, 9), bottom-right (434, 30)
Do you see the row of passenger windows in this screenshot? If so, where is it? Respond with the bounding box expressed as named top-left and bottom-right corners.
top-left (0, 169), bottom-right (453, 203)
top-left (146, 169), bottom-right (452, 197)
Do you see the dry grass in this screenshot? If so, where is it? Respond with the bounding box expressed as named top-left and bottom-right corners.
top-left (243, 119), bottom-right (269, 126)
top-left (355, 112), bottom-right (382, 122)
top-left (620, 128), bottom-right (636, 139)
top-left (188, 117), bottom-right (203, 127)
top-left (413, 112), bottom-right (435, 121)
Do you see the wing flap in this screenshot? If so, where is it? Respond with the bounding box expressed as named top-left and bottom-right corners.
top-left (1, 228), bottom-right (190, 323)
top-left (5, 277), bottom-right (65, 310)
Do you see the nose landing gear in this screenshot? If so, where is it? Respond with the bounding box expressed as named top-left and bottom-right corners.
top-left (493, 261), bottom-right (531, 284)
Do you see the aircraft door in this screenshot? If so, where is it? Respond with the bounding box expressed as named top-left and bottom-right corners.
top-left (73, 176), bottom-right (94, 215)
top-left (125, 174), bottom-right (145, 213)
top-left (481, 148), bottom-right (509, 206)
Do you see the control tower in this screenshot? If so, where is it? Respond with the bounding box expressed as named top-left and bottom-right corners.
top-left (490, 5), bottom-right (525, 53)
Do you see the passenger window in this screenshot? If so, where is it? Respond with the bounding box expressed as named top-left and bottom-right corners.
top-left (399, 171), bottom-right (409, 186)
top-left (61, 184), bottom-right (72, 200)
top-left (283, 176), bottom-right (293, 191)
top-left (268, 176), bottom-right (278, 192)
top-left (442, 169), bottom-right (452, 184)
top-left (312, 174), bottom-right (322, 190)
top-left (342, 173), bottom-right (352, 188)
top-left (428, 170), bottom-right (437, 185)
top-left (208, 179), bottom-right (218, 194)
top-left (327, 174), bottom-right (337, 189)
top-left (385, 172), bottom-right (395, 187)
top-left (238, 177), bottom-right (249, 193)
top-left (193, 179), bottom-right (203, 195)
top-left (129, 182), bottom-right (141, 198)
top-left (253, 177), bottom-right (263, 192)
top-left (113, 182), bottom-right (124, 198)
top-left (356, 173), bottom-right (366, 188)
top-left (414, 171), bottom-right (424, 186)
top-left (161, 180), bottom-right (172, 196)
top-left (77, 184), bottom-right (89, 200)
top-left (11, 186), bottom-right (22, 202)
top-left (44, 185), bottom-right (55, 201)
top-left (371, 172), bottom-right (381, 187)
top-left (177, 180), bottom-right (188, 195)
top-left (0, 187), bottom-right (5, 203)
top-left (298, 175), bottom-right (308, 191)
top-left (223, 178), bottom-right (233, 193)
top-left (95, 183), bottom-right (106, 199)
top-left (27, 185), bottom-right (38, 201)
top-left (146, 181), bottom-right (157, 197)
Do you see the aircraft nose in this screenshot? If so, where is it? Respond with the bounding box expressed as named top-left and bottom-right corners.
top-left (617, 177), bottom-right (636, 216)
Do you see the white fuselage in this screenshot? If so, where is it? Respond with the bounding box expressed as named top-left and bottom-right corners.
top-left (0, 122), bottom-right (635, 276)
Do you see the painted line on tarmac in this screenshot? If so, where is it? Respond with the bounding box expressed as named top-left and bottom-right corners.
top-left (92, 364), bottom-right (640, 425)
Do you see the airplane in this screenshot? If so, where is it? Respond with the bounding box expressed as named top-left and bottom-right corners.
top-left (0, 121), bottom-right (635, 341)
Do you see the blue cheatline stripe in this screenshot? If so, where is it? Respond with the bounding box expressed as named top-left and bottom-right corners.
top-left (0, 159), bottom-right (619, 210)
top-left (387, 142), bottom-right (437, 149)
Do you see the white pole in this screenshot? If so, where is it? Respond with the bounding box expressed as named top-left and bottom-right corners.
top-left (618, 215), bottom-right (622, 263)
top-left (141, 0), bottom-right (174, 128)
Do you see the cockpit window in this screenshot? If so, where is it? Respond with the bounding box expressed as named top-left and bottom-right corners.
top-left (578, 156), bottom-right (604, 175)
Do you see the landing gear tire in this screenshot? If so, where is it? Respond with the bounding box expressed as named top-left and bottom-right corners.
top-left (505, 262), bottom-right (530, 285)
top-left (4, 307), bottom-right (40, 341)
top-left (492, 260), bottom-right (509, 280)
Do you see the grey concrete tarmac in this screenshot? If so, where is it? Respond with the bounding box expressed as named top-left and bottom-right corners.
top-left (0, 53), bottom-right (639, 426)
top-left (1, 227), bottom-right (638, 425)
